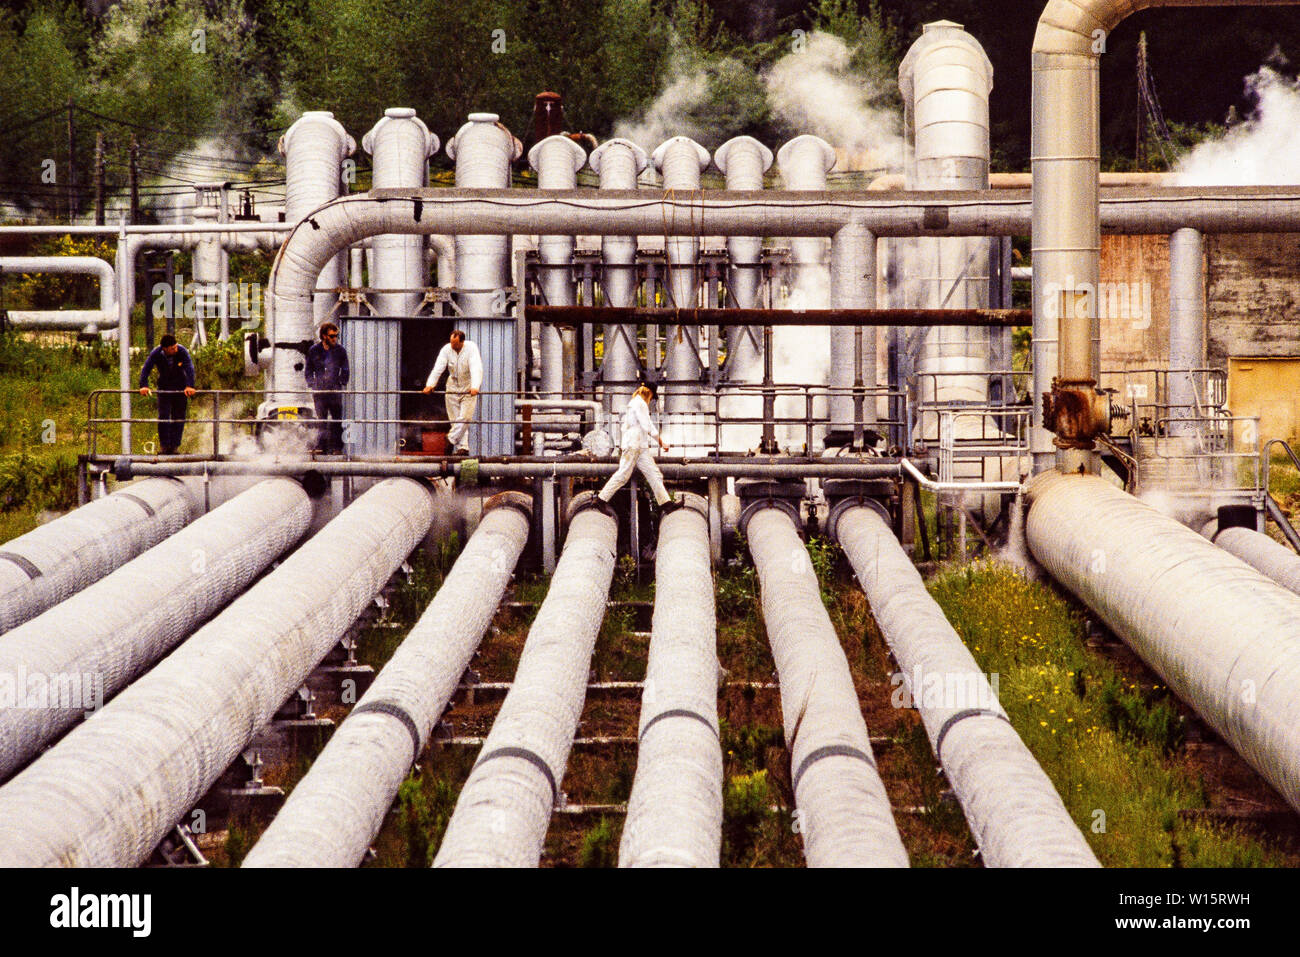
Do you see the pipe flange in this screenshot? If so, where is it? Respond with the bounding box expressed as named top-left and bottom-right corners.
top-left (825, 495), bottom-right (891, 544)
top-left (738, 497), bottom-right (802, 540)
top-left (112, 456), bottom-right (133, 481)
top-left (484, 489), bottom-right (534, 521)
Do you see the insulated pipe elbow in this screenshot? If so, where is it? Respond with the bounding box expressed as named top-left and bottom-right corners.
top-left (833, 504), bottom-right (1099, 867)
top-left (529, 136), bottom-right (588, 397)
top-left (434, 507), bottom-right (617, 867)
top-left (714, 137), bottom-right (772, 387)
top-left (0, 478), bottom-right (195, 634)
top-left (1026, 471), bottom-right (1300, 814)
top-left (619, 495), bottom-right (722, 867)
top-left (0, 478), bottom-right (433, 867)
top-left (244, 493), bottom-right (531, 868)
top-left (746, 506), bottom-right (908, 867)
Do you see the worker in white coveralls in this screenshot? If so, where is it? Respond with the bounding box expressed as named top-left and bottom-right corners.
top-left (596, 382), bottom-right (680, 515)
top-left (422, 329), bottom-right (482, 456)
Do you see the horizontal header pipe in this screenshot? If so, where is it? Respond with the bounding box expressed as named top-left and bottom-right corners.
top-left (526, 306), bottom-right (1032, 327)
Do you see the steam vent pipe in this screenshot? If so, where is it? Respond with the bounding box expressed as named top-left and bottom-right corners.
top-left (589, 138), bottom-right (649, 411)
top-left (529, 135), bottom-right (588, 397)
top-left (832, 503), bottom-right (1099, 866)
top-left (1026, 471), bottom-right (1300, 814)
top-left (0, 478), bottom-right (433, 867)
top-left (652, 136), bottom-right (710, 415)
top-left (361, 108), bottom-right (439, 455)
top-left (434, 500), bottom-right (617, 867)
top-left (1168, 227), bottom-right (1205, 436)
top-left (0, 479), bottom-right (312, 782)
top-left (745, 505), bottom-right (908, 866)
top-left (1030, 0), bottom-right (1300, 472)
top-left (244, 494), bottom-right (532, 868)
top-left (619, 495), bottom-right (722, 868)
top-left (0, 478), bottom-right (195, 635)
top-left (713, 136), bottom-right (773, 374)
top-left (446, 113), bottom-right (523, 455)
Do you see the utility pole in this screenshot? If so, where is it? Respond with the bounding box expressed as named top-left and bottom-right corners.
top-left (66, 97), bottom-right (77, 220)
top-left (128, 136), bottom-right (140, 225)
top-left (1135, 32), bottom-right (1147, 168)
top-left (94, 131), bottom-right (105, 225)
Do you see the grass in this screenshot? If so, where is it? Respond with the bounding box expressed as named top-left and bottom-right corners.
top-left (927, 558), bottom-right (1288, 867)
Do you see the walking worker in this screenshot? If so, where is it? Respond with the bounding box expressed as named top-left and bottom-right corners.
top-left (305, 321), bottom-right (350, 453)
top-left (596, 382), bottom-right (679, 514)
top-left (138, 334), bottom-right (196, 454)
top-left (422, 329), bottom-right (482, 456)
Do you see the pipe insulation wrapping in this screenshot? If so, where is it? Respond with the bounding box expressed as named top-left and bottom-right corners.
top-left (834, 505), bottom-right (1099, 867)
top-left (434, 507), bottom-right (617, 867)
top-left (1026, 472), bottom-right (1300, 813)
top-left (0, 478), bottom-right (433, 867)
top-left (746, 507), bottom-right (908, 867)
top-left (529, 135), bottom-right (588, 397)
top-left (1203, 521), bottom-right (1300, 599)
top-left (0, 478), bottom-right (195, 635)
top-left (619, 497), bottom-right (722, 867)
top-left (0, 479), bottom-right (312, 782)
top-left (244, 499), bottom-right (531, 867)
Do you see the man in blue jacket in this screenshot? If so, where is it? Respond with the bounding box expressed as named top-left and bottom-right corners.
top-left (138, 334), bottom-right (196, 454)
top-left (305, 321), bottom-right (350, 453)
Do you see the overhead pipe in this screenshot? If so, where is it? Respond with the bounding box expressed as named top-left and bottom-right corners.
top-left (0, 478), bottom-right (195, 634)
top-left (244, 494), bottom-right (531, 867)
top-left (1030, 0), bottom-right (1300, 472)
top-left (900, 21), bottom-right (995, 426)
top-left (529, 135), bottom-right (588, 398)
top-left (0, 256), bottom-right (117, 333)
top-left (829, 222), bottom-right (878, 442)
top-left (0, 479), bottom-right (312, 782)
top-left (1168, 227), bottom-right (1205, 438)
top-left (744, 506), bottom-right (908, 866)
top-left (359, 108), bottom-right (439, 455)
top-left (1202, 514), bottom-right (1300, 598)
top-left (652, 137), bottom-right (711, 416)
top-left (619, 495), bottom-right (722, 867)
top-left (0, 478), bottom-right (433, 867)
top-left (434, 500), bottom-right (617, 867)
top-left (868, 171), bottom-right (1173, 190)
top-left (589, 139), bottom-right (648, 412)
top-left (832, 502), bottom-right (1099, 867)
top-left (1026, 471), bottom-right (1300, 814)
top-left (443, 113), bottom-right (523, 456)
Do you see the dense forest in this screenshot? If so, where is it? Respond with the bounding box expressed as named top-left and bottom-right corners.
top-left (2, 0), bottom-right (1298, 220)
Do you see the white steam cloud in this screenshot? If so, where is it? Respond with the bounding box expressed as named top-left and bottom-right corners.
top-left (1175, 66), bottom-right (1300, 186)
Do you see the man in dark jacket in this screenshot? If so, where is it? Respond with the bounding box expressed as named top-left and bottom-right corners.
top-left (305, 321), bottom-right (350, 453)
top-left (138, 334), bottom-right (197, 454)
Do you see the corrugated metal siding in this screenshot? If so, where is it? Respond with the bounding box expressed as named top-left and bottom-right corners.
top-left (463, 317), bottom-right (516, 455)
top-left (342, 318), bottom-right (401, 455)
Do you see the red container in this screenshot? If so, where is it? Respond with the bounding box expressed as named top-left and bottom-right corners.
top-left (421, 429), bottom-right (448, 455)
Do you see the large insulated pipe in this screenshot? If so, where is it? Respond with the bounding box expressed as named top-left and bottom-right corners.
top-left (713, 137), bottom-right (772, 375)
top-left (830, 222), bottom-right (878, 439)
top-left (0, 478), bottom-right (194, 634)
top-left (1168, 227), bottom-right (1205, 437)
top-left (0, 478), bottom-right (432, 867)
top-left (619, 495), bottom-right (721, 867)
top-left (589, 139), bottom-right (648, 412)
top-left (652, 137), bottom-right (710, 415)
top-left (900, 21), bottom-right (994, 422)
top-left (1026, 471), bottom-right (1300, 814)
top-left (1202, 516), bottom-right (1300, 598)
top-left (832, 503), bottom-right (1099, 867)
top-left (276, 111), bottom-right (355, 400)
top-left (0, 256), bottom-right (118, 332)
top-left (244, 494), bottom-right (531, 868)
top-left (744, 506), bottom-right (908, 866)
top-left (529, 135), bottom-right (588, 398)
top-left (1030, 0), bottom-right (1300, 471)
top-left (0, 479), bottom-right (311, 781)
top-left (446, 113), bottom-right (523, 456)
top-left (776, 136), bottom-right (837, 450)
top-left (434, 502), bottom-right (617, 867)
top-left (191, 207), bottom-right (223, 325)
top-left (360, 108), bottom-right (439, 455)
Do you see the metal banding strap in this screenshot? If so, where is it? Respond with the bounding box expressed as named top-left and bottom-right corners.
top-left (351, 700), bottom-right (423, 766)
top-left (474, 746), bottom-right (558, 803)
top-left (0, 552), bottom-right (41, 580)
top-left (114, 492), bottom-right (156, 517)
top-left (639, 708), bottom-right (719, 742)
top-left (791, 744), bottom-right (876, 794)
top-left (933, 708), bottom-right (1011, 766)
